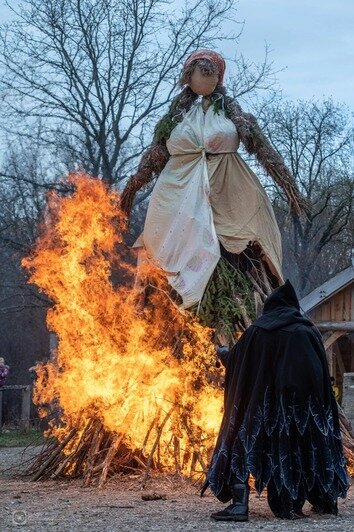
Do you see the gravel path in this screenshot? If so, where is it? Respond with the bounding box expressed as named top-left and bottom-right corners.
top-left (0, 446), bottom-right (353, 531)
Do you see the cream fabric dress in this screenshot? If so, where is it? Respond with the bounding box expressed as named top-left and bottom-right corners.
top-left (134, 98), bottom-right (283, 308)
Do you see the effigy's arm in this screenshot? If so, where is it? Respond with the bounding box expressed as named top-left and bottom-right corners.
top-left (120, 141), bottom-right (170, 217)
top-left (226, 98), bottom-right (309, 216)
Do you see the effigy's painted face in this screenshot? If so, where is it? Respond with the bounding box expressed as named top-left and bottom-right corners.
top-left (188, 65), bottom-right (219, 96)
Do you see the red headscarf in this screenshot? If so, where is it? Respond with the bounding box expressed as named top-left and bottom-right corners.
top-left (183, 49), bottom-right (226, 85)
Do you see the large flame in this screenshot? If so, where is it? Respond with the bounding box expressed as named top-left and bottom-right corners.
top-left (23, 174), bottom-right (223, 475)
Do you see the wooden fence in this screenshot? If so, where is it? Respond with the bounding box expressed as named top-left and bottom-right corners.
top-left (0, 385), bottom-right (32, 433)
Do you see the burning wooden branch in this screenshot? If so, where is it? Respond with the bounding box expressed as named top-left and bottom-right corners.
top-left (26, 406), bottom-right (212, 487)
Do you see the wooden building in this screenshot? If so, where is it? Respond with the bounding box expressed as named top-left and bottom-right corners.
top-left (300, 260), bottom-right (354, 397)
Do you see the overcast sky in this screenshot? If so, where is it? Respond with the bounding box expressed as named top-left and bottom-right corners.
top-left (0, 0), bottom-right (353, 109)
top-left (229, 0), bottom-right (354, 108)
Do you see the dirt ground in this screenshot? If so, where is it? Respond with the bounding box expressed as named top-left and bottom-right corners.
top-left (0, 445), bottom-right (353, 531)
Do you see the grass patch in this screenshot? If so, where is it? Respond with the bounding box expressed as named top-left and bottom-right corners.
top-left (0, 427), bottom-right (46, 447)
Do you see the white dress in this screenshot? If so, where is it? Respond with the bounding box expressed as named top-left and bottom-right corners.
top-left (134, 98), bottom-right (283, 308)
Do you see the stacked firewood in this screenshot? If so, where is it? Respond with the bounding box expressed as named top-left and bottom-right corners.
top-left (26, 410), bottom-right (209, 488)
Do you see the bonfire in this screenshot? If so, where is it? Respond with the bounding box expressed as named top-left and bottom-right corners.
top-left (23, 174), bottom-right (224, 487)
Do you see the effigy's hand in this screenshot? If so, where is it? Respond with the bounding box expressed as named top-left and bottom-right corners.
top-left (268, 166), bottom-right (311, 220)
top-left (289, 193), bottom-right (312, 220)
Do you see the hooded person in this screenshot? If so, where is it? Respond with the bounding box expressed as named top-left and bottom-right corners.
top-left (202, 280), bottom-right (349, 521)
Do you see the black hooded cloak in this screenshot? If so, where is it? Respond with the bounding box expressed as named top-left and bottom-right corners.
top-left (206, 280), bottom-right (349, 503)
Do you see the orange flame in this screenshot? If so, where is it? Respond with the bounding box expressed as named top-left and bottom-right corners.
top-left (23, 173), bottom-right (223, 474)
top-left (345, 448), bottom-right (354, 477)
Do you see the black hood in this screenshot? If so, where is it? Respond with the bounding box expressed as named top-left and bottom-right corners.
top-left (253, 280), bottom-right (313, 331)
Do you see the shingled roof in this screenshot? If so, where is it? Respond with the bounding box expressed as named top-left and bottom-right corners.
top-left (300, 263), bottom-right (354, 313)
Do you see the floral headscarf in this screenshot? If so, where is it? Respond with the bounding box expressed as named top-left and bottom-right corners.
top-left (183, 49), bottom-right (226, 85)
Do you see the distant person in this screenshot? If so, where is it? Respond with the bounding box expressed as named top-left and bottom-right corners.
top-left (331, 376), bottom-right (340, 402)
top-left (203, 281), bottom-right (349, 521)
top-left (0, 357), bottom-right (10, 386)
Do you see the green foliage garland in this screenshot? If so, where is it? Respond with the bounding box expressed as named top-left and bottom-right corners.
top-left (190, 257), bottom-right (256, 339)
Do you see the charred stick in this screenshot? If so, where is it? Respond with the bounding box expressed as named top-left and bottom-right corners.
top-left (98, 434), bottom-right (123, 488)
top-left (190, 451), bottom-right (197, 475)
top-left (50, 448), bottom-right (78, 479)
top-left (83, 421), bottom-right (103, 486)
top-left (31, 427), bottom-right (77, 481)
top-left (173, 436), bottom-right (181, 474)
top-left (141, 407), bottom-right (174, 488)
top-left (182, 421), bottom-right (207, 474)
top-left (142, 415), bottom-right (158, 453)
top-left (134, 454), bottom-right (148, 470)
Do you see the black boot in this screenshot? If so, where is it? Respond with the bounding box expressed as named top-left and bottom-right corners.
top-left (210, 483), bottom-right (249, 522)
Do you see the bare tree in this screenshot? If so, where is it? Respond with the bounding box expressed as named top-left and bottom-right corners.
top-left (0, 135), bottom-right (52, 385)
top-left (256, 99), bottom-right (354, 295)
top-left (230, 44), bottom-right (282, 105)
top-left (0, 130), bottom-right (53, 303)
top-left (0, 0), bottom-right (240, 185)
top-left (0, 122), bottom-right (67, 246)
